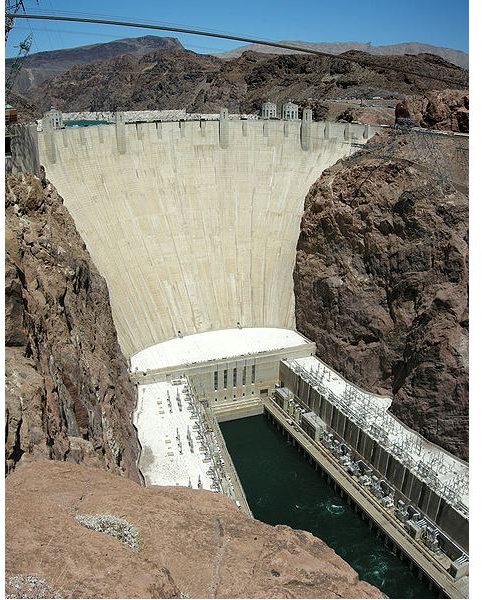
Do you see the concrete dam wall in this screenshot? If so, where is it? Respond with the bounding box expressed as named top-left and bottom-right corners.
top-left (38, 116), bottom-right (378, 357)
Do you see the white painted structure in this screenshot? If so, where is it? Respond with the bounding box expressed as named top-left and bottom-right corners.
top-left (130, 328), bottom-right (315, 416)
top-left (292, 355), bottom-right (392, 410)
top-left (288, 355), bottom-right (469, 512)
top-left (134, 379), bottom-right (216, 488)
top-left (42, 109), bottom-right (63, 130)
top-left (261, 101), bottom-right (277, 119)
top-left (282, 101), bottom-right (299, 120)
top-left (131, 327), bottom-right (312, 372)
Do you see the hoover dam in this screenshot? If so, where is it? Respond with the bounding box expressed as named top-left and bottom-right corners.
top-left (37, 111), bottom-right (377, 355)
top-left (28, 110), bottom-right (468, 598)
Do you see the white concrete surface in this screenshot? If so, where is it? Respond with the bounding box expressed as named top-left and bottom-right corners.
top-left (294, 355), bottom-right (392, 410)
top-left (134, 379), bottom-right (217, 489)
top-left (131, 327), bottom-right (310, 372)
top-left (38, 118), bottom-right (377, 356)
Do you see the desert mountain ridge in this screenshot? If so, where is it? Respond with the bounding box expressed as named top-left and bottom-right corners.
top-left (215, 40), bottom-right (468, 69)
top-left (27, 46), bottom-right (467, 117)
top-left (6, 34), bottom-right (468, 95)
top-left (6, 34), bottom-right (183, 93)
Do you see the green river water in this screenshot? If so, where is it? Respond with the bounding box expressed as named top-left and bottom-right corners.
top-left (220, 414), bottom-right (437, 599)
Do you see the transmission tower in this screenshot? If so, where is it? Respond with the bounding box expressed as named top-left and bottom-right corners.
top-left (5, 0), bottom-right (25, 42)
top-left (6, 32), bottom-right (32, 93)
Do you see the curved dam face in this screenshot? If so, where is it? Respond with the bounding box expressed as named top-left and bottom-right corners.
top-left (38, 116), bottom-right (377, 356)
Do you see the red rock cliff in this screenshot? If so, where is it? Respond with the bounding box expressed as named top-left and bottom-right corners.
top-left (395, 89), bottom-right (469, 132)
top-left (294, 132), bottom-right (468, 460)
top-left (5, 173), bottom-right (140, 480)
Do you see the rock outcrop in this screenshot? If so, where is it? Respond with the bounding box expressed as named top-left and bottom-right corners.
top-left (6, 461), bottom-right (383, 599)
top-left (5, 173), bottom-right (140, 479)
top-left (31, 49), bottom-right (466, 115)
top-left (294, 132), bottom-right (468, 460)
top-left (395, 89), bottom-right (469, 132)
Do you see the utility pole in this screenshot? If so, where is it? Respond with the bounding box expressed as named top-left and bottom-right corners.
top-left (5, 2), bottom-right (38, 94)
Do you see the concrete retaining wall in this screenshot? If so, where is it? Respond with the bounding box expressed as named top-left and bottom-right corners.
top-left (6, 124), bottom-right (40, 176)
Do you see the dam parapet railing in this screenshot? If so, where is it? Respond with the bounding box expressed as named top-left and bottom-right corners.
top-left (38, 108), bottom-right (469, 139)
top-left (11, 108), bottom-right (467, 177)
top-left (37, 109), bottom-right (382, 165)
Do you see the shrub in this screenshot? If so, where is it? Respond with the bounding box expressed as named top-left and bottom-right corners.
top-left (75, 513), bottom-right (139, 550)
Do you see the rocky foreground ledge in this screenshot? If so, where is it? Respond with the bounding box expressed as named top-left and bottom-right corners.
top-left (6, 461), bottom-right (383, 599)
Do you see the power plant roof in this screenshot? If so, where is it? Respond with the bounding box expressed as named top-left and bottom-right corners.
top-left (131, 327), bottom-right (311, 372)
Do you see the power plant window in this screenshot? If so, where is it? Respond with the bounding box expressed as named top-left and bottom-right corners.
top-left (233, 368), bottom-right (237, 387)
top-left (251, 364), bottom-right (256, 383)
top-left (213, 371), bottom-right (218, 391)
top-left (242, 366), bottom-right (247, 386)
top-left (223, 369), bottom-right (228, 389)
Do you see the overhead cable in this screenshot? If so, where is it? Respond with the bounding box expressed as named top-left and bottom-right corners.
top-left (6, 12), bottom-right (468, 87)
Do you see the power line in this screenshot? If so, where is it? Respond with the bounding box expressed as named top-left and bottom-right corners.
top-left (11, 25), bottom-right (229, 54)
top-left (7, 12), bottom-right (467, 87)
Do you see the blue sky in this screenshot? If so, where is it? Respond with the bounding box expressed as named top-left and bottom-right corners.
top-left (6, 0), bottom-right (469, 58)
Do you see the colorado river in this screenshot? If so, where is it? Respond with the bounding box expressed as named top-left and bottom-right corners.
top-left (220, 414), bottom-right (437, 599)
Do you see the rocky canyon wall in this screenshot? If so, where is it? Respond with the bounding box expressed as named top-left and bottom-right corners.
top-left (294, 130), bottom-right (468, 460)
top-left (395, 89), bottom-right (469, 132)
top-left (5, 173), bottom-right (140, 479)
